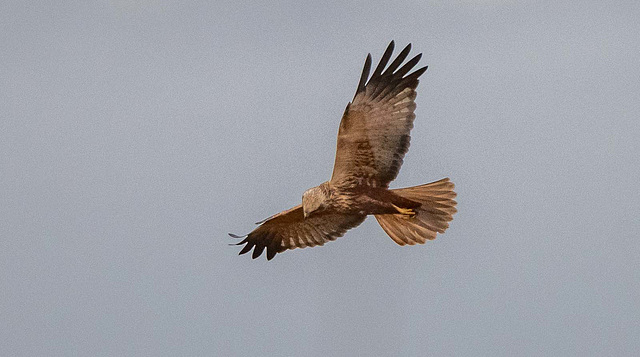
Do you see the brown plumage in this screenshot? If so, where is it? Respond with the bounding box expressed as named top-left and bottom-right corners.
top-left (231, 41), bottom-right (457, 260)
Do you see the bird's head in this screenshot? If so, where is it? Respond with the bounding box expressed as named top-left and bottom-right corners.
top-left (302, 184), bottom-right (330, 219)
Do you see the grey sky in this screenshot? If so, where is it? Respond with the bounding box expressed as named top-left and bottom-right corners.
top-left (2, 1), bottom-right (639, 356)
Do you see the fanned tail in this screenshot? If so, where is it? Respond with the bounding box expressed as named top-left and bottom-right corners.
top-left (375, 178), bottom-right (457, 245)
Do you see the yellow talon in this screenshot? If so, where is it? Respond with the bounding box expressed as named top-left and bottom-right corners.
top-left (393, 204), bottom-right (416, 218)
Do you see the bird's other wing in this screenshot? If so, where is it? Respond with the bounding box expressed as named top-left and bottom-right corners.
top-left (330, 41), bottom-right (428, 188)
top-left (230, 205), bottom-right (366, 260)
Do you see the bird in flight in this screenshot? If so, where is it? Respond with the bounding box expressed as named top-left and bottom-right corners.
top-left (230, 41), bottom-right (457, 260)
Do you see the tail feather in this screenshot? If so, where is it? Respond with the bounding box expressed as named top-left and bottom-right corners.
top-left (375, 178), bottom-right (457, 246)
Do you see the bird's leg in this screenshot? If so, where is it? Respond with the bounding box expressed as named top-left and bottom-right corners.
top-left (392, 204), bottom-right (416, 219)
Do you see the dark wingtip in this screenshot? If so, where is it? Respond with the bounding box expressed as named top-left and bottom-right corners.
top-left (266, 246), bottom-right (277, 260)
top-left (394, 53), bottom-right (422, 78)
top-left (405, 65), bottom-right (428, 81)
top-left (371, 41), bottom-right (396, 79)
top-left (355, 54), bottom-right (372, 97)
top-left (251, 244), bottom-right (266, 259)
top-left (238, 243), bottom-right (252, 255)
top-left (362, 42), bottom-right (428, 100)
top-left (228, 233), bottom-right (245, 238)
top-left (384, 43), bottom-right (412, 75)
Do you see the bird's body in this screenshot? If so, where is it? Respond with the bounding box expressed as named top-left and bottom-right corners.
top-left (303, 181), bottom-right (421, 217)
top-left (231, 41), bottom-right (457, 260)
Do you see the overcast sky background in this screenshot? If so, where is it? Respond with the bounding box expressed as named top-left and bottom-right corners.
top-left (2, 1), bottom-right (639, 356)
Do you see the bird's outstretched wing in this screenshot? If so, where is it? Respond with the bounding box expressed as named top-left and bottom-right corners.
top-left (231, 206), bottom-right (366, 260)
top-left (331, 41), bottom-right (427, 188)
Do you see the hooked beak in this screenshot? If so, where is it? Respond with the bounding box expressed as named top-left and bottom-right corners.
top-left (303, 210), bottom-right (309, 219)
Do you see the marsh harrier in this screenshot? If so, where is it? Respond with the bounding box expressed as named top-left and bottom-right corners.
top-left (230, 41), bottom-right (457, 260)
